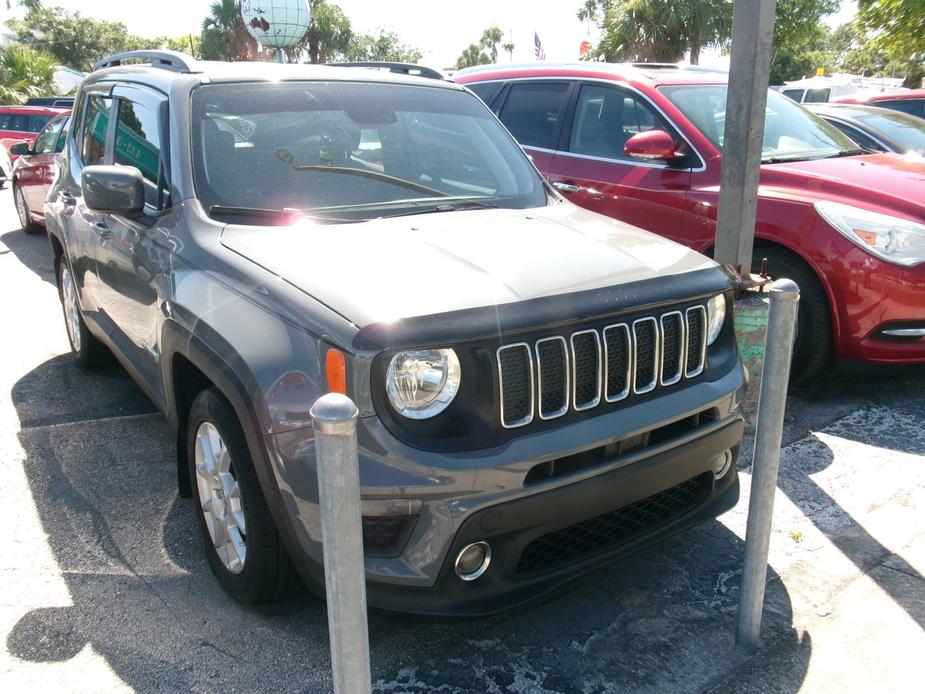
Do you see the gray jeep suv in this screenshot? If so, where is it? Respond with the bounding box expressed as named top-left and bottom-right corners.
top-left (44, 51), bottom-right (746, 616)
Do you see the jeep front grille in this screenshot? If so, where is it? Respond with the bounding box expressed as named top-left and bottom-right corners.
top-left (497, 305), bottom-right (707, 429)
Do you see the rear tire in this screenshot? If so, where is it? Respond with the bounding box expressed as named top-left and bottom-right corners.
top-left (752, 245), bottom-right (832, 383)
top-left (14, 183), bottom-right (41, 234)
top-left (187, 387), bottom-right (300, 603)
top-left (56, 256), bottom-right (109, 369)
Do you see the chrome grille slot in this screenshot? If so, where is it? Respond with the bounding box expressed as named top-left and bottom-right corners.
top-left (494, 302), bottom-right (709, 430)
top-left (497, 343), bottom-right (534, 428)
top-left (603, 323), bottom-right (631, 402)
top-left (570, 330), bottom-right (602, 411)
top-left (536, 337), bottom-right (569, 420)
top-left (685, 306), bottom-right (706, 377)
top-left (632, 317), bottom-right (659, 394)
top-left (660, 311), bottom-right (684, 386)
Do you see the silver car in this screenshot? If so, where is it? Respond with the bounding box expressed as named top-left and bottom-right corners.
top-left (43, 51), bottom-right (746, 616)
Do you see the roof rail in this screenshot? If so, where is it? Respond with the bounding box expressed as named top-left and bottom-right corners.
top-left (93, 50), bottom-right (200, 74)
top-left (332, 62), bottom-right (444, 80)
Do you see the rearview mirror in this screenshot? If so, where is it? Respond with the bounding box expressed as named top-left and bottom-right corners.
top-left (624, 129), bottom-right (681, 162)
top-left (9, 142), bottom-right (31, 156)
top-left (82, 165), bottom-right (145, 215)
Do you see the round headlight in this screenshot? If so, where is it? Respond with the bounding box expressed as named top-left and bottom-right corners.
top-left (707, 294), bottom-right (726, 345)
top-left (386, 348), bottom-right (461, 419)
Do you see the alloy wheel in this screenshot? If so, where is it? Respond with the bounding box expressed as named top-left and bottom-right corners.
top-left (194, 421), bottom-right (247, 574)
top-left (15, 187), bottom-right (30, 229)
top-left (60, 264), bottom-right (81, 353)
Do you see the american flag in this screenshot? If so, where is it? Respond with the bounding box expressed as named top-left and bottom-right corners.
top-left (534, 32), bottom-right (546, 61)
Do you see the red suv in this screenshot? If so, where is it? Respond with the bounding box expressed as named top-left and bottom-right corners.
top-left (0, 105), bottom-right (69, 159)
top-left (832, 89), bottom-right (925, 119)
top-left (456, 64), bottom-right (925, 380)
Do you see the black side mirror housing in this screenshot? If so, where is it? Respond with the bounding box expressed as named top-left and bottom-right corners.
top-left (81, 165), bottom-right (145, 215)
top-left (9, 142), bottom-right (31, 156)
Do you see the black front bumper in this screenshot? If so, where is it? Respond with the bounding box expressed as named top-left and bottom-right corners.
top-left (366, 416), bottom-right (743, 618)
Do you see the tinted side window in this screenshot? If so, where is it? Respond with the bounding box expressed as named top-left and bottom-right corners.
top-left (827, 121), bottom-right (885, 151)
top-left (114, 99), bottom-right (165, 208)
top-left (467, 82), bottom-right (503, 110)
top-left (782, 89), bottom-right (804, 102)
top-left (803, 88), bottom-right (830, 103)
top-left (54, 118), bottom-right (70, 153)
top-left (27, 114), bottom-right (53, 132)
top-left (0, 114), bottom-right (29, 131)
top-left (80, 95), bottom-right (113, 166)
top-left (567, 85), bottom-right (672, 161)
top-left (498, 82), bottom-right (569, 150)
top-left (33, 117), bottom-right (65, 154)
top-left (880, 99), bottom-right (925, 118)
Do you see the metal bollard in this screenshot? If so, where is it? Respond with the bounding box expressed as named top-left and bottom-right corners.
top-left (735, 278), bottom-right (800, 653)
top-left (310, 393), bottom-right (372, 694)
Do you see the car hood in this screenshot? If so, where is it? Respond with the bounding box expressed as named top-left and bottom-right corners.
top-left (761, 153), bottom-right (925, 219)
top-left (220, 203), bottom-right (714, 328)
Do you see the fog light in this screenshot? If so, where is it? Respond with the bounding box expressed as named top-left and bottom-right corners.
top-left (712, 450), bottom-right (733, 480)
top-left (454, 541), bottom-right (491, 581)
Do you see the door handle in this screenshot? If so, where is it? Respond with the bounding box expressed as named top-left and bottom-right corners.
top-left (59, 191), bottom-right (76, 206)
top-left (552, 181), bottom-right (582, 194)
top-left (92, 220), bottom-right (112, 240)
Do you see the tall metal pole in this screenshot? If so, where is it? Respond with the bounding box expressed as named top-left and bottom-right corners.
top-left (736, 279), bottom-right (800, 652)
top-left (713, 0), bottom-right (778, 274)
top-left (310, 393), bottom-right (371, 694)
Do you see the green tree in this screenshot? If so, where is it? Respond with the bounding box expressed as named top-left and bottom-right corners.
top-left (303, 0), bottom-right (352, 64)
top-left (166, 35), bottom-right (202, 59)
top-left (0, 44), bottom-right (56, 104)
top-left (480, 26), bottom-right (504, 63)
top-left (10, 6), bottom-right (166, 71)
top-left (201, 0), bottom-right (259, 61)
top-left (578, 0), bottom-right (731, 64)
top-left (345, 30), bottom-right (422, 62)
top-left (455, 43), bottom-right (490, 69)
top-left (502, 41), bottom-right (515, 62)
top-left (769, 0), bottom-right (838, 82)
top-left (859, 0), bottom-right (925, 59)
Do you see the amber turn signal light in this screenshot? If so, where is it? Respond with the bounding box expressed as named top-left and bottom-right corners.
top-left (325, 348), bottom-right (347, 394)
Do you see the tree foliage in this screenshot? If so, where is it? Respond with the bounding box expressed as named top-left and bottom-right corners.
top-left (456, 44), bottom-right (490, 70)
top-left (578, 0), bottom-right (731, 64)
top-left (480, 26), bottom-right (504, 63)
top-left (303, 0), bottom-right (353, 64)
top-left (858, 0), bottom-right (925, 58)
top-left (201, 0), bottom-right (260, 61)
top-left (0, 44), bottom-right (56, 104)
top-left (10, 6), bottom-right (167, 71)
top-left (345, 30), bottom-right (422, 63)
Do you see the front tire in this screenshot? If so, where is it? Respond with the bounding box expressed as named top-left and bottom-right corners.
top-left (187, 388), bottom-right (300, 603)
top-left (56, 257), bottom-right (109, 369)
top-left (14, 184), bottom-right (41, 234)
top-left (752, 245), bottom-right (832, 383)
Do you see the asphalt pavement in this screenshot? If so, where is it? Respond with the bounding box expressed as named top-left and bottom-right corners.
top-left (0, 186), bottom-right (922, 693)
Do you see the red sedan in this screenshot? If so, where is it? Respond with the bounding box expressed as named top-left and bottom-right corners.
top-left (456, 64), bottom-right (925, 379)
top-left (11, 113), bottom-right (70, 234)
top-left (832, 89), bottom-right (925, 119)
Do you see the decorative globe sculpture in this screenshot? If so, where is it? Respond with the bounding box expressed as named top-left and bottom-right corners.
top-left (241, 0), bottom-right (311, 54)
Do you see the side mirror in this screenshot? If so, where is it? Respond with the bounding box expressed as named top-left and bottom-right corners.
top-left (624, 129), bottom-right (681, 162)
top-left (81, 165), bottom-right (145, 215)
top-left (9, 142), bottom-right (31, 156)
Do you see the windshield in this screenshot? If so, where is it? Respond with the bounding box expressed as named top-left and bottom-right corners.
top-left (660, 84), bottom-right (860, 163)
top-left (855, 110), bottom-right (925, 154)
top-left (191, 81), bottom-right (547, 222)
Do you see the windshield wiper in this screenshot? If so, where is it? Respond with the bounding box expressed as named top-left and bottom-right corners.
top-left (208, 205), bottom-right (350, 224)
top-left (381, 198), bottom-right (501, 219)
top-left (828, 148), bottom-right (869, 158)
top-left (292, 165), bottom-right (451, 197)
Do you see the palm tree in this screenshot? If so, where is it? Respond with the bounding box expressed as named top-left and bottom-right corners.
top-left (480, 26), bottom-right (504, 63)
top-left (201, 0), bottom-right (258, 61)
top-left (304, 0), bottom-right (352, 64)
top-left (582, 0), bottom-right (732, 65)
top-left (0, 44), bottom-right (56, 105)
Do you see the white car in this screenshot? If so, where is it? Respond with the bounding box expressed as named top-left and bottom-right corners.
top-left (0, 144), bottom-right (11, 188)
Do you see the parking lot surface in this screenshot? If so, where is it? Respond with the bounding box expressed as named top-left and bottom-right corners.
top-left (0, 187), bottom-right (923, 692)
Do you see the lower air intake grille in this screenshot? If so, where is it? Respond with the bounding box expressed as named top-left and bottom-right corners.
top-left (515, 473), bottom-right (712, 577)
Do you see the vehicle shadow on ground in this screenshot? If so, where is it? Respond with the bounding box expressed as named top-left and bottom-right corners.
top-left (7, 354), bottom-right (811, 692)
top-left (0, 225), bottom-right (56, 288)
